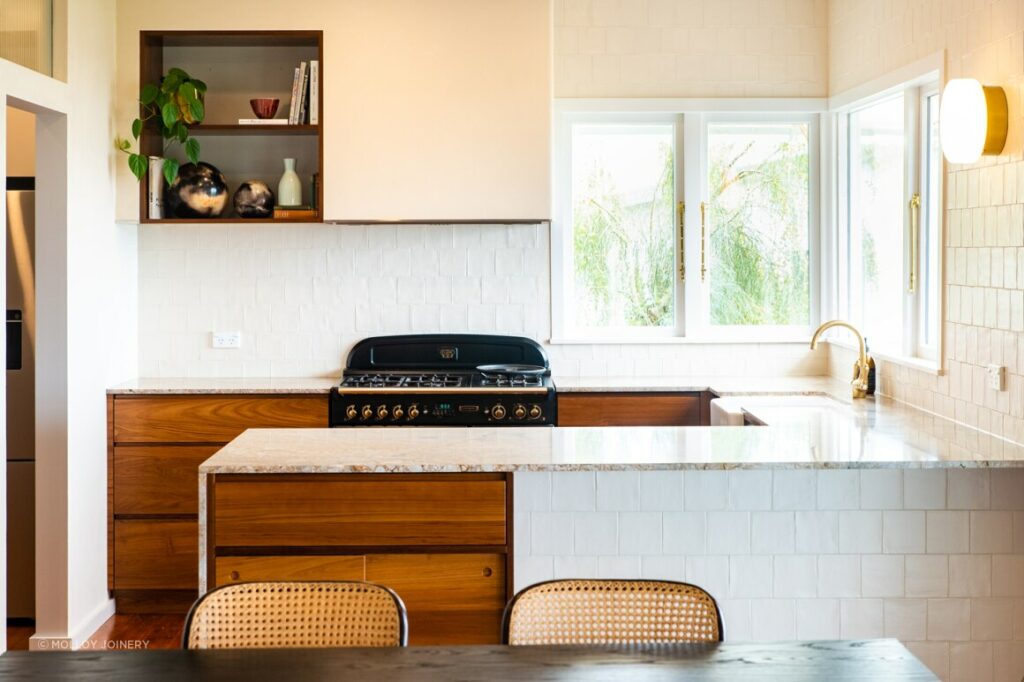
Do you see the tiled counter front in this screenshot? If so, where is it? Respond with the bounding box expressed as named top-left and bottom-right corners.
top-left (514, 469), bottom-right (1024, 682)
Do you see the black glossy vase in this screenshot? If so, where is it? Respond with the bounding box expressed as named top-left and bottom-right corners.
top-left (233, 180), bottom-right (275, 219)
top-left (167, 162), bottom-right (229, 219)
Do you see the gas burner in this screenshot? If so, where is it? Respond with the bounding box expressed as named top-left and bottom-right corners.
top-left (341, 373), bottom-right (469, 389)
top-left (477, 372), bottom-right (545, 388)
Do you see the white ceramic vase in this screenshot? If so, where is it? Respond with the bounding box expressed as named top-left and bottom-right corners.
top-left (148, 156), bottom-right (165, 219)
top-left (277, 158), bottom-right (302, 207)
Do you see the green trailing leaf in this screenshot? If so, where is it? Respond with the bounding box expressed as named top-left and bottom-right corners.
top-left (131, 118), bottom-right (142, 140)
top-left (115, 137), bottom-right (131, 152)
top-left (185, 138), bottom-right (200, 165)
top-left (161, 70), bottom-right (183, 94)
top-left (166, 67), bottom-right (188, 80)
top-left (128, 153), bottom-right (147, 180)
top-left (139, 83), bottom-right (159, 105)
top-left (174, 121), bottom-right (187, 143)
top-left (189, 99), bottom-right (204, 122)
top-left (162, 158), bottom-right (180, 187)
top-left (178, 81), bottom-right (197, 103)
top-left (161, 101), bottom-right (179, 130)
top-left (192, 78), bottom-right (207, 93)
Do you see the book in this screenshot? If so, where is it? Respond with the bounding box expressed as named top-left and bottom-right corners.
top-left (287, 66), bottom-right (301, 124)
top-left (308, 60), bottom-right (319, 125)
top-left (297, 61), bottom-right (310, 124)
top-left (237, 118), bottom-right (290, 125)
top-left (273, 206), bottom-right (318, 220)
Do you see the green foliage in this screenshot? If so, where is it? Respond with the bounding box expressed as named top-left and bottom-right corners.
top-left (114, 67), bottom-right (207, 185)
top-left (573, 142), bottom-right (674, 327)
top-left (572, 128), bottom-right (810, 329)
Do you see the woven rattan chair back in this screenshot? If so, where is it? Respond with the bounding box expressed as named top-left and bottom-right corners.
top-left (183, 581), bottom-right (408, 649)
top-left (502, 579), bottom-right (723, 645)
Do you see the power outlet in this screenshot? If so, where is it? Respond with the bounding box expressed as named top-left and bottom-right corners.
top-left (987, 364), bottom-right (1005, 391)
top-left (212, 331), bottom-right (242, 349)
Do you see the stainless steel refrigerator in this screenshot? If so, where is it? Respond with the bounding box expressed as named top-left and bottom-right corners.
top-left (6, 178), bottom-right (34, 619)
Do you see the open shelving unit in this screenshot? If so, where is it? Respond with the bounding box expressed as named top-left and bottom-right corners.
top-left (137, 30), bottom-right (324, 224)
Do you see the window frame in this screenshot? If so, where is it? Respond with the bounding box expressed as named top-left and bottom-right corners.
top-left (829, 55), bottom-right (944, 371)
top-left (551, 98), bottom-right (827, 344)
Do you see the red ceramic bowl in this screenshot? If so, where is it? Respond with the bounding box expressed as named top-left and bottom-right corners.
top-left (249, 98), bottom-right (280, 119)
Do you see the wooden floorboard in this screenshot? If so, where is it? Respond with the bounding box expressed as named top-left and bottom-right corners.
top-left (83, 614), bottom-right (185, 650)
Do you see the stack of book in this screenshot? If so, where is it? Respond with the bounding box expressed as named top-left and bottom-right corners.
top-left (287, 60), bottom-right (319, 125)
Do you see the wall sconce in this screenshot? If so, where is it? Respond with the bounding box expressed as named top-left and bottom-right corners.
top-left (939, 79), bottom-right (1008, 164)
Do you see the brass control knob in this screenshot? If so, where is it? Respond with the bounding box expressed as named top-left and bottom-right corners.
top-left (345, 405), bottom-right (358, 421)
top-left (377, 405), bottom-right (389, 420)
top-left (491, 404), bottom-right (507, 420)
top-left (392, 405), bottom-right (404, 420)
top-left (407, 404), bottom-right (420, 420)
top-left (513, 403), bottom-right (527, 420)
top-left (361, 405), bottom-right (373, 420)
top-left (528, 404), bottom-right (543, 420)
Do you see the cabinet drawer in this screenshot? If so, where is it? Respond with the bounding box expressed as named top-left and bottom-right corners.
top-left (114, 519), bottom-right (198, 590)
top-left (214, 475), bottom-right (507, 548)
top-left (113, 395), bottom-right (328, 443)
top-left (215, 556), bottom-right (366, 587)
top-left (558, 393), bottom-right (701, 426)
top-left (366, 553), bottom-right (505, 645)
top-left (114, 445), bottom-right (219, 515)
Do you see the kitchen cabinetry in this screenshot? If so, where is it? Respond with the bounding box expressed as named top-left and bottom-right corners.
top-left (205, 473), bottom-right (512, 645)
top-left (108, 394), bottom-right (327, 613)
top-left (557, 392), bottom-right (709, 426)
top-left (325, 0), bottom-right (551, 222)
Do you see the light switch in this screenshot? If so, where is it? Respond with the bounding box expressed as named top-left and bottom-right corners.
top-left (987, 364), bottom-right (1005, 391)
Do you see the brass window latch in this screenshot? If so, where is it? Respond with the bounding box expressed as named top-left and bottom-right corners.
top-left (908, 193), bottom-right (921, 293)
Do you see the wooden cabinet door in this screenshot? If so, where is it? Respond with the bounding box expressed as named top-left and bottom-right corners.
top-left (558, 393), bottom-right (702, 426)
top-left (366, 554), bottom-right (506, 645)
top-left (114, 520), bottom-right (198, 590)
top-left (215, 556), bottom-right (366, 587)
top-left (214, 475), bottom-right (507, 548)
top-left (114, 445), bottom-right (220, 515)
top-left (113, 395), bottom-right (328, 444)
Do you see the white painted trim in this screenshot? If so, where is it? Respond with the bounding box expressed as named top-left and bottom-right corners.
top-left (549, 336), bottom-right (813, 345)
top-left (555, 98), bottom-right (829, 114)
top-left (827, 51), bottom-right (945, 110)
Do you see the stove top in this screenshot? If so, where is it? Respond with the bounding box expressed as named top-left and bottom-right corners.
top-left (330, 334), bottom-right (557, 427)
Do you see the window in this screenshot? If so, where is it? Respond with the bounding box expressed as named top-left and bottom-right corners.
top-left (554, 109), bottom-right (820, 341)
top-left (570, 122), bottom-right (676, 333)
top-left (836, 75), bottom-right (942, 364)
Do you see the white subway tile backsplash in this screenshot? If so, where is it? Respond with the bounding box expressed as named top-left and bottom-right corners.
top-left (928, 512), bottom-right (971, 554)
top-left (729, 556), bottom-right (772, 598)
top-left (795, 511), bottom-right (839, 554)
top-left (928, 599), bottom-right (972, 642)
top-left (884, 599), bottom-right (927, 641)
top-left (860, 470), bottom-right (903, 510)
top-left (618, 512), bottom-right (662, 555)
top-left (991, 556), bottom-right (1024, 597)
top-left (971, 598), bottom-right (1015, 641)
top-left (686, 556), bottom-right (729, 602)
top-left (950, 642), bottom-right (994, 682)
top-left (553, 555), bottom-right (599, 579)
top-left (638, 471), bottom-right (683, 511)
top-left (663, 512), bottom-right (708, 555)
top-left (906, 556), bottom-right (949, 599)
top-left (839, 511), bottom-right (882, 554)
top-left (515, 472), bottom-right (551, 512)
top-left (719, 599), bottom-right (752, 641)
top-left (948, 470), bottom-right (991, 510)
top-left (751, 599), bottom-right (796, 641)
top-left (991, 470), bottom-right (1024, 510)
top-left (531, 512), bottom-right (573, 555)
top-left (514, 556), bottom-right (554, 592)
top-left (817, 470), bottom-right (859, 510)
top-left (773, 556), bottom-right (817, 598)
top-left (906, 470), bottom-right (947, 510)
top-left (817, 555), bottom-right (861, 598)
top-left (861, 555), bottom-right (905, 598)
top-left (597, 555), bottom-right (641, 579)
top-left (752, 512), bottom-right (795, 554)
top-left (684, 471), bottom-right (729, 511)
top-left (573, 512), bottom-right (617, 555)
top-left (728, 470), bottom-right (773, 510)
top-left (796, 599), bottom-right (840, 640)
top-left (551, 472), bottom-right (595, 512)
top-left (708, 512), bottom-right (751, 555)
top-left (840, 599), bottom-right (884, 639)
top-left (596, 472), bottom-right (640, 511)
top-left (883, 511), bottom-right (927, 554)
top-left (773, 471), bottom-right (817, 510)
top-left (971, 512), bottom-right (1014, 554)
top-left (639, 555), bottom-right (686, 581)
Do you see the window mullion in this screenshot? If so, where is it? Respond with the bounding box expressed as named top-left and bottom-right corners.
top-left (903, 87), bottom-right (922, 358)
top-left (681, 113), bottom-right (705, 336)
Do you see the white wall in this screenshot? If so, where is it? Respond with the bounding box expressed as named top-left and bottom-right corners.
top-left (1, 0), bottom-right (135, 651)
top-left (827, 0), bottom-right (1024, 446)
top-left (5, 106), bottom-right (35, 176)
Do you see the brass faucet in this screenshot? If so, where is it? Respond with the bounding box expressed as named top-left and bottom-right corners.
top-left (810, 320), bottom-right (872, 399)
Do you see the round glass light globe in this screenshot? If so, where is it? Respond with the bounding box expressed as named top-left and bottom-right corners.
top-left (939, 78), bottom-right (987, 164)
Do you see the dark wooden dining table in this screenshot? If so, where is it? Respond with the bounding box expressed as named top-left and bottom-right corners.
top-left (0, 639), bottom-right (938, 680)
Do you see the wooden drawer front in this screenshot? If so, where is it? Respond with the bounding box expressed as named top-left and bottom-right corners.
top-left (558, 393), bottom-right (701, 426)
top-left (215, 477), bottom-right (506, 548)
top-left (215, 556), bottom-right (366, 587)
top-left (114, 520), bottom-right (198, 590)
top-left (114, 445), bottom-right (219, 515)
top-left (366, 554), bottom-right (505, 645)
top-left (113, 396), bottom-right (328, 443)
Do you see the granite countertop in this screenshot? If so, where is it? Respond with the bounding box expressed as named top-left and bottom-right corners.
top-left (107, 375), bottom-right (843, 396)
top-left (199, 387), bottom-right (1024, 472)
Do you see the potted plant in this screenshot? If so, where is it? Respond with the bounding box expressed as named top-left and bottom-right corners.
top-left (116, 67), bottom-right (206, 219)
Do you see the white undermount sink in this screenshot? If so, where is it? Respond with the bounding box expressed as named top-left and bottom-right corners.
top-left (709, 395), bottom-right (853, 426)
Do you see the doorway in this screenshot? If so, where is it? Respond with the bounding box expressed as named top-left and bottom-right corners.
top-left (5, 105), bottom-right (36, 650)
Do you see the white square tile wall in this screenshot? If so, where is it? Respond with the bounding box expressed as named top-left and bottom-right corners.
top-left (515, 468), bottom-right (1024, 682)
